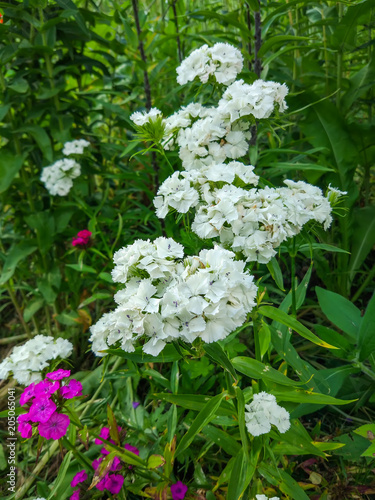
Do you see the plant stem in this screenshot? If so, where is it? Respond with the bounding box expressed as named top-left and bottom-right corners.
top-left (351, 265), bottom-right (375, 303)
top-left (290, 238), bottom-right (297, 316)
top-left (336, 3), bottom-right (344, 108)
top-left (171, 0), bottom-right (182, 62)
top-left (6, 284), bottom-right (32, 338)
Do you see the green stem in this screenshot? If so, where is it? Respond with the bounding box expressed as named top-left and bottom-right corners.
top-left (6, 284), bottom-right (32, 338)
top-left (336, 3), bottom-right (344, 108)
top-left (290, 238), bottom-right (297, 316)
top-left (351, 265), bottom-right (375, 303)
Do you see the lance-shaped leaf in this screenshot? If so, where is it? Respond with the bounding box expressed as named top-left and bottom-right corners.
top-left (175, 392), bottom-right (226, 458)
top-left (258, 306), bottom-right (338, 349)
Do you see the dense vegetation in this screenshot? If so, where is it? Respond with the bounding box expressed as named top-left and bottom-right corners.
top-left (0, 1), bottom-right (374, 499)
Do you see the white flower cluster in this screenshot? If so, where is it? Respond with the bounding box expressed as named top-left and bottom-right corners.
top-left (143, 43), bottom-right (344, 263)
top-left (256, 496), bottom-right (280, 500)
top-left (89, 237), bottom-right (257, 357)
top-left (130, 107), bottom-right (162, 126)
top-left (40, 158), bottom-right (81, 196)
top-left (0, 335), bottom-right (73, 386)
top-left (41, 139), bottom-right (89, 196)
top-left (63, 139), bottom-right (90, 156)
top-left (245, 392), bottom-right (290, 437)
top-left (176, 43), bottom-right (244, 86)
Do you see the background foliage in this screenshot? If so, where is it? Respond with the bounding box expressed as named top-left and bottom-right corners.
top-left (0, 0), bottom-right (374, 498)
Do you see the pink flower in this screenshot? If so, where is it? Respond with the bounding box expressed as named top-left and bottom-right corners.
top-left (110, 456), bottom-right (122, 472)
top-left (38, 412), bottom-right (70, 440)
top-left (47, 369), bottom-right (71, 380)
top-left (20, 383), bottom-right (35, 406)
top-left (34, 380), bottom-right (60, 398)
top-left (95, 475), bottom-right (108, 491)
top-left (95, 427), bottom-right (110, 445)
top-left (60, 379), bottom-right (83, 399)
top-left (72, 230), bottom-right (92, 248)
top-left (101, 439), bottom-right (115, 455)
top-left (92, 456), bottom-right (103, 470)
top-left (18, 421), bottom-right (33, 438)
top-left (29, 397), bottom-right (56, 423)
top-left (18, 412), bottom-right (31, 423)
top-left (124, 443), bottom-right (139, 456)
top-left (71, 470), bottom-right (88, 487)
top-left (104, 474), bottom-right (124, 494)
top-left (171, 481), bottom-right (188, 500)
top-left (70, 491), bottom-right (80, 500)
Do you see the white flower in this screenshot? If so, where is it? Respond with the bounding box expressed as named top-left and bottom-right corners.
top-left (40, 158), bottom-right (81, 196)
top-left (256, 496), bottom-right (280, 500)
top-left (130, 108), bottom-right (162, 126)
top-left (0, 336), bottom-right (73, 386)
top-left (62, 139), bottom-right (90, 155)
top-left (327, 184), bottom-right (347, 204)
top-left (245, 391), bottom-right (290, 437)
top-left (154, 172), bottom-right (199, 218)
top-left (176, 43), bottom-right (243, 86)
top-left (90, 240), bottom-right (257, 356)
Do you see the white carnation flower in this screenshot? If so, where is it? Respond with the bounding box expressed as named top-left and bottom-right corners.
top-left (62, 139), bottom-right (90, 155)
top-left (40, 158), bottom-right (81, 196)
top-left (0, 336), bottom-right (73, 386)
top-left (245, 391), bottom-right (290, 437)
top-left (130, 107), bottom-right (162, 126)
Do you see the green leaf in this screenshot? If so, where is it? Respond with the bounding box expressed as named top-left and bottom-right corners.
top-left (175, 392), bottom-right (226, 458)
top-left (46, 451), bottom-right (72, 500)
top-left (8, 77), bottom-right (29, 93)
top-left (147, 454), bottom-right (165, 469)
top-left (0, 150), bottom-right (27, 193)
top-left (65, 263), bottom-right (97, 274)
top-left (258, 305), bottom-right (338, 349)
top-left (227, 448), bottom-right (250, 500)
top-left (258, 35), bottom-right (311, 58)
top-left (357, 292), bottom-right (375, 360)
top-left (0, 242), bottom-right (38, 285)
top-left (298, 243), bottom-right (349, 254)
top-left (202, 425), bottom-right (241, 456)
top-left (107, 404), bottom-right (120, 445)
top-left (232, 356), bottom-right (308, 386)
top-left (258, 321), bottom-right (271, 358)
top-left (25, 211), bottom-right (55, 255)
top-left (271, 420), bottom-right (325, 457)
top-left (353, 424), bottom-right (375, 442)
top-left (17, 125), bottom-right (53, 162)
top-left (106, 344), bottom-right (182, 363)
top-left (203, 342), bottom-right (237, 381)
top-left (0, 104), bottom-right (10, 121)
top-left (266, 257), bottom-right (284, 290)
top-left (78, 292), bottom-right (112, 308)
top-left (271, 386), bottom-right (356, 405)
top-left (154, 393), bottom-right (235, 417)
top-left (268, 162), bottom-right (333, 172)
top-left (348, 206), bottom-right (375, 282)
top-left (315, 286), bottom-right (361, 339)
top-left (23, 297), bottom-right (45, 322)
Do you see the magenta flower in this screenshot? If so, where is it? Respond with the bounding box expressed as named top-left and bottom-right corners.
top-left (34, 380), bottom-right (60, 398)
top-left (92, 457), bottom-right (103, 470)
top-left (132, 402), bottom-right (140, 409)
top-left (29, 397), bottom-right (56, 423)
top-left (95, 426), bottom-right (110, 445)
top-left (18, 412), bottom-right (31, 423)
top-left (124, 443), bottom-right (139, 456)
top-left (105, 474), bottom-right (124, 494)
top-left (38, 412), bottom-right (70, 440)
top-left (71, 470), bottom-right (88, 487)
top-left (95, 475), bottom-right (108, 491)
top-left (171, 481), bottom-right (188, 500)
top-left (72, 230), bottom-right (92, 248)
top-left (60, 379), bottom-right (83, 399)
top-left (47, 369), bottom-right (71, 380)
top-left (20, 383), bottom-right (35, 406)
top-left (110, 456), bottom-right (122, 472)
top-left (101, 439), bottom-right (115, 456)
top-left (18, 421), bottom-right (33, 438)
top-left (70, 491), bottom-right (80, 500)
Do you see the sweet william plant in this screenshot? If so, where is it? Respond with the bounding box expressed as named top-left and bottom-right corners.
top-left (0, 42), bottom-right (357, 500)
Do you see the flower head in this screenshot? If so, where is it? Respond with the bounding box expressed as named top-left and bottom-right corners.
top-left (70, 491), bottom-right (80, 500)
top-left (20, 383), bottom-right (35, 406)
top-left (47, 369), bottom-right (71, 380)
top-left (38, 412), bottom-right (70, 440)
top-left (18, 420), bottom-right (33, 438)
top-left (104, 474), bottom-right (124, 495)
top-left (171, 481), bottom-right (188, 500)
top-left (63, 139), bottom-right (90, 156)
top-left (34, 380), bottom-right (60, 398)
top-left (29, 397), bottom-right (56, 423)
top-left (124, 443), bottom-right (140, 456)
top-left (132, 401), bottom-right (140, 409)
top-left (71, 470), bottom-right (88, 488)
top-left (245, 392), bottom-right (290, 437)
top-left (60, 379), bottom-right (83, 399)
top-left (72, 230), bottom-right (92, 248)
